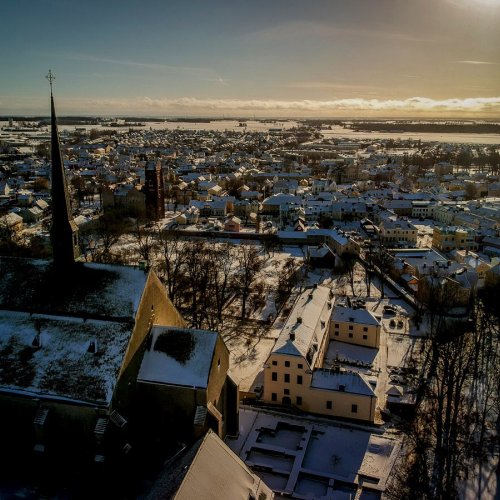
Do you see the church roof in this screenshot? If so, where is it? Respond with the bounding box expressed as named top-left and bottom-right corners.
top-left (0, 310), bottom-right (131, 404)
top-left (0, 257), bottom-right (148, 320)
top-left (0, 257), bottom-right (151, 404)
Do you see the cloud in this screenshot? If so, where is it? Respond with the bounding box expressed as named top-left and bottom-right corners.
top-left (57, 95), bottom-right (500, 113)
top-left (283, 81), bottom-right (376, 91)
top-left (445, 0), bottom-right (500, 10)
top-left (4, 95), bottom-right (500, 117)
top-left (457, 60), bottom-right (498, 65)
top-left (63, 53), bottom-right (223, 80)
top-left (250, 21), bottom-right (442, 44)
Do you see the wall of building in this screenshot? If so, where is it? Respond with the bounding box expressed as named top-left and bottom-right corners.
top-left (262, 353), bottom-right (375, 422)
top-left (329, 320), bottom-right (380, 349)
top-left (262, 353), bottom-right (313, 407)
top-left (0, 392), bottom-right (107, 463)
top-left (206, 336), bottom-right (233, 438)
top-left (120, 270), bottom-right (185, 376)
top-left (305, 387), bottom-right (376, 422)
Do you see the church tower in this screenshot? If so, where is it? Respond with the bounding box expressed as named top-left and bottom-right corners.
top-left (47, 70), bottom-right (80, 266)
top-left (144, 159), bottom-right (165, 220)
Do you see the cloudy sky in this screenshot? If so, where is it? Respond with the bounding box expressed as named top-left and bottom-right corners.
top-left (1, 0), bottom-right (500, 117)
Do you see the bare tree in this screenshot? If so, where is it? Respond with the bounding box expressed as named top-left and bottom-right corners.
top-left (339, 252), bottom-right (357, 296)
top-left (274, 257), bottom-right (301, 312)
top-left (371, 246), bottom-right (393, 299)
top-left (236, 245), bottom-right (262, 319)
top-left (79, 211), bottom-right (127, 263)
top-left (390, 280), bottom-right (500, 499)
top-left (156, 230), bottom-right (185, 303)
top-left (131, 219), bottom-right (159, 265)
top-left (211, 242), bottom-right (236, 326)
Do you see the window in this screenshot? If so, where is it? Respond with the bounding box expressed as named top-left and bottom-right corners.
top-left (272, 372), bottom-right (277, 381)
top-left (284, 389), bottom-right (290, 395)
top-left (363, 327), bottom-right (368, 332)
top-left (326, 401), bottom-right (332, 410)
top-left (296, 396), bottom-right (302, 405)
top-left (285, 360), bottom-right (290, 367)
top-left (335, 323), bottom-right (339, 328)
top-left (297, 375), bottom-right (303, 385)
top-left (348, 333), bottom-right (353, 338)
top-left (363, 335), bottom-right (368, 340)
top-left (298, 363), bottom-right (303, 369)
top-left (272, 393), bottom-right (277, 402)
top-left (348, 325), bottom-right (353, 331)
top-left (351, 404), bottom-right (358, 413)
top-left (272, 360), bottom-right (277, 366)
top-left (284, 374), bottom-right (290, 383)
top-left (334, 331), bottom-right (339, 336)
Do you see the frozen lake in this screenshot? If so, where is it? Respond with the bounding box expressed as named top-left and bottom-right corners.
top-left (321, 125), bottom-right (500, 145)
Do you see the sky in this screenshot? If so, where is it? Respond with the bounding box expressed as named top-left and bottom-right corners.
top-left (1, 0), bottom-right (500, 118)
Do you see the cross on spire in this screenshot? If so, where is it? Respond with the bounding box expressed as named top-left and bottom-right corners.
top-left (46, 69), bottom-right (55, 94)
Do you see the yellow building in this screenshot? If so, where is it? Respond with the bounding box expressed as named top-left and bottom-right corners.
top-left (262, 286), bottom-right (377, 422)
top-left (378, 218), bottom-right (418, 246)
top-left (432, 226), bottom-right (478, 253)
top-left (330, 306), bottom-right (381, 349)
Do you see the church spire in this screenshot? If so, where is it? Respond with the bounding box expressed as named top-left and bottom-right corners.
top-left (47, 70), bottom-right (80, 266)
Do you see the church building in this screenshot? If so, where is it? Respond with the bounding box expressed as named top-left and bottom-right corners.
top-left (0, 78), bottom-right (238, 493)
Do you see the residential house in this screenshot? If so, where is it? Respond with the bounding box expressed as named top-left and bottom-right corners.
top-left (224, 216), bottom-right (241, 232)
top-left (330, 306), bottom-right (381, 349)
top-left (262, 286), bottom-right (377, 422)
top-left (378, 219), bottom-right (417, 246)
top-left (433, 226), bottom-right (478, 253)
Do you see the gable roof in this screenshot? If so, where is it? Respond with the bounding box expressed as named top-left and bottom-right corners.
top-left (273, 286), bottom-right (332, 364)
top-left (331, 306), bottom-right (381, 327)
top-left (147, 430), bottom-right (273, 500)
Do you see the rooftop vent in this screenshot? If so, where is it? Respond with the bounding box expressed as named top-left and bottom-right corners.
top-left (32, 332), bottom-right (41, 348)
top-left (339, 384), bottom-right (346, 392)
top-left (33, 407), bottom-right (49, 428)
top-left (110, 410), bottom-right (127, 429)
top-left (87, 340), bottom-right (98, 354)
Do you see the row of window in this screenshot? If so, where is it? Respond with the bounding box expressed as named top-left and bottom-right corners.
top-left (333, 331), bottom-right (368, 340)
top-left (271, 372), bottom-right (303, 384)
top-left (334, 323), bottom-right (369, 332)
top-left (327, 400), bottom-right (357, 413)
top-left (270, 393), bottom-right (358, 413)
top-left (270, 393), bottom-right (302, 405)
top-left (271, 360), bottom-right (303, 369)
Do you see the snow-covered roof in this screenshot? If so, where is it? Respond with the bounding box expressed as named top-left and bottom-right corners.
top-left (331, 306), bottom-right (380, 327)
top-left (272, 286), bottom-right (332, 365)
top-left (0, 258), bottom-right (148, 320)
top-left (311, 369), bottom-right (375, 397)
top-left (169, 430), bottom-right (273, 500)
top-left (138, 326), bottom-right (218, 388)
top-left (0, 310), bottom-right (131, 404)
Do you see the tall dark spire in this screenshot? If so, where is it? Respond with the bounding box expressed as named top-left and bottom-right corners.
top-left (47, 70), bottom-right (80, 266)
